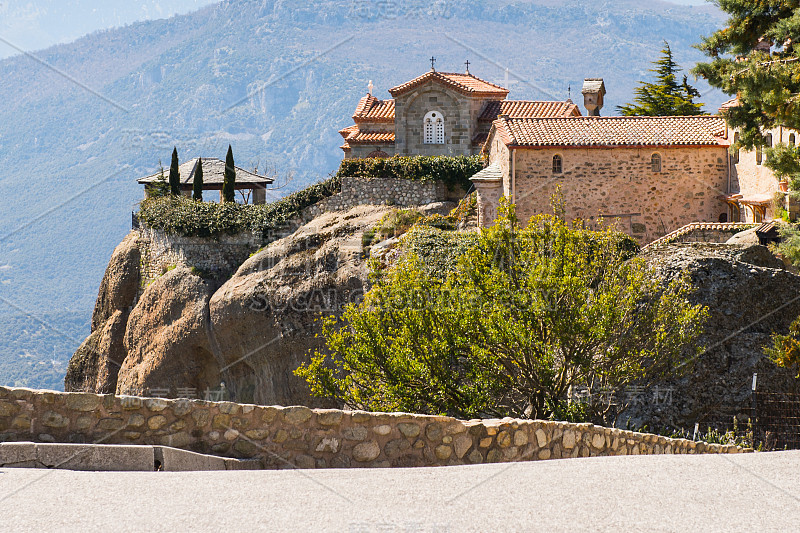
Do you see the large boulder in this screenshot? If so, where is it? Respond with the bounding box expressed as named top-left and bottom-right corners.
top-left (633, 243), bottom-right (800, 428)
top-left (65, 231), bottom-right (140, 393)
top-left (208, 205), bottom-right (392, 406)
top-left (115, 266), bottom-right (219, 397)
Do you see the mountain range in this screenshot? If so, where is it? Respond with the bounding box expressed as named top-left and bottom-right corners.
top-left (0, 0), bottom-right (727, 389)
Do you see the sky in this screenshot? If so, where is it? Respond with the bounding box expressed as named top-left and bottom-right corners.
top-left (0, 1), bottom-right (218, 59)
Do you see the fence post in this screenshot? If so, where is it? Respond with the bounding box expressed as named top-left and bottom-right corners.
top-left (751, 373), bottom-right (758, 447)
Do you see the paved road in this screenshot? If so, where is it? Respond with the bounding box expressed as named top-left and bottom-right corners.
top-left (2, 451), bottom-right (799, 532)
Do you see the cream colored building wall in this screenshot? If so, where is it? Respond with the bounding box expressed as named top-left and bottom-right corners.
top-left (510, 146), bottom-right (730, 243)
top-left (729, 124), bottom-right (797, 222)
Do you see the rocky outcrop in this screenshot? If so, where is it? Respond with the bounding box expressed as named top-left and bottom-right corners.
top-left (633, 243), bottom-right (800, 428)
top-left (115, 266), bottom-right (219, 397)
top-left (65, 231), bottom-right (140, 393)
top-left (68, 206), bottom-right (394, 405)
top-left (208, 205), bottom-right (391, 406)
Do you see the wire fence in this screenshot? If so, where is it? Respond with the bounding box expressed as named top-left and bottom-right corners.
top-left (690, 376), bottom-right (800, 451)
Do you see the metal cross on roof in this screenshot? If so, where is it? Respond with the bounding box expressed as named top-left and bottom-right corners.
top-left (430, 56), bottom-right (436, 70)
top-left (465, 60), bottom-right (470, 74)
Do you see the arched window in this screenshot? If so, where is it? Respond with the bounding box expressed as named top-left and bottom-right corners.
top-left (732, 132), bottom-right (740, 164)
top-left (552, 155), bottom-right (563, 174)
top-left (791, 133), bottom-right (796, 147)
top-left (651, 153), bottom-right (662, 172)
top-left (424, 111), bottom-right (445, 145)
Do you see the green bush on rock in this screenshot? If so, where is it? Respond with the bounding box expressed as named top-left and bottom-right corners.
top-left (297, 202), bottom-right (708, 422)
top-left (336, 155), bottom-right (483, 191)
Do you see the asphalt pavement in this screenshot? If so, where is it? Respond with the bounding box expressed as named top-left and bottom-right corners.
top-left (2, 450), bottom-right (799, 532)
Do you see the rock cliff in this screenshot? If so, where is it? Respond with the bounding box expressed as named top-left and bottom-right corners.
top-left (633, 243), bottom-right (800, 428)
top-left (66, 205), bottom-right (392, 406)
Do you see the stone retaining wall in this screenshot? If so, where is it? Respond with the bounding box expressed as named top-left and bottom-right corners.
top-left (305, 176), bottom-right (462, 218)
top-left (0, 387), bottom-right (746, 469)
top-left (138, 227), bottom-right (273, 286)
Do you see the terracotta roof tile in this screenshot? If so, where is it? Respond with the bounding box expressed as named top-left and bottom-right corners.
top-left (389, 71), bottom-right (509, 97)
top-left (341, 127), bottom-right (395, 144)
top-left (478, 100), bottom-right (581, 121)
top-left (719, 97), bottom-right (739, 110)
top-left (353, 95), bottom-right (395, 122)
top-left (338, 124), bottom-right (359, 139)
top-left (495, 116), bottom-right (730, 148)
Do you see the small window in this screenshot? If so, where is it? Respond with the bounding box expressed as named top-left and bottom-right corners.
top-left (651, 153), bottom-right (662, 172)
top-left (423, 110), bottom-right (445, 145)
top-left (790, 133), bottom-right (796, 146)
top-left (756, 145), bottom-right (763, 165)
top-left (552, 155), bottom-right (563, 174)
top-left (733, 132), bottom-right (740, 164)
top-left (718, 212), bottom-right (728, 223)
top-left (765, 133), bottom-right (773, 161)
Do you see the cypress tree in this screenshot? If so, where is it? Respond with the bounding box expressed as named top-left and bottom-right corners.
top-left (192, 158), bottom-right (204, 201)
top-left (222, 145), bottom-right (236, 203)
top-left (618, 42), bottom-right (704, 116)
top-left (169, 147), bottom-right (180, 196)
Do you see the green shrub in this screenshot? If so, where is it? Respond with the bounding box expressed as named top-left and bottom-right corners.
top-left (298, 202), bottom-right (706, 420)
top-left (336, 155), bottom-right (483, 191)
top-left (138, 175), bottom-right (342, 238)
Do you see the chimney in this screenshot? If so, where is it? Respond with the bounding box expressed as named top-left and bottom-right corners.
top-left (582, 78), bottom-right (606, 117)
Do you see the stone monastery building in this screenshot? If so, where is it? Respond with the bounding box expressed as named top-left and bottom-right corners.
top-left (341, 66), bottom-right (794, 244)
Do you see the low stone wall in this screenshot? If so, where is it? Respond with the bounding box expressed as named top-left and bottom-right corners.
top-left (138, 227), bottom-right (269, 285)
top-left (0, 387), bottom-right (746, 469)
top-left (306, 176), bottom-right (462, 218)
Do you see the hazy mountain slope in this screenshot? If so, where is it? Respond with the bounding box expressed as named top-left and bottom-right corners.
top-left (0, 0), bottom-right (726, 390)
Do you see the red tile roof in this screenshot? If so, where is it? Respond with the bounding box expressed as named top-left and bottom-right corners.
top-left (493, 116), bottom-right (730, 148)
top-left (353, 95), bottom-right (395, 122)
top-left (389, 71), bottom-right (509, 98)
top-left (479, 100), bottom-right (581, 121)
top-left (339, 126), bottom-right (395, 144)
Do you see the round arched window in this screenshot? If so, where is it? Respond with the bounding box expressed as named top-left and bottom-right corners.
top-left (424, 110), bottom-right (445, 145)
top-left (651, 153), bottom-right (662, 173)
top-left (552, 155), bottom-right (563, 174)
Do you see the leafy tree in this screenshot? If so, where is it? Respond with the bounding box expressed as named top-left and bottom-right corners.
top-left (296, 203), bottom-right (707, 422)
top-left (222, 145), bottom-right (236, 203)
top-left (169, 147), bottom-right (181, 196)
top-left (766, 142), bottom-right (800, 186)
top-left (765, 316), bottom-right (800, 378)
top-left (694, 0), bottom-right (800, 149)
top-left (193, 158), bottom-right (204, 201)
top-left (619, 41), bottom-right (705, 116)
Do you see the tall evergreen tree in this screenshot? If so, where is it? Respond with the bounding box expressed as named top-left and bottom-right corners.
top-left (694, 0), bottom-right (800, 149)
top-left (169, 147), bottom-right (181, 196)
top-left (619, 41), bottom-right (705, 116)
top-left (192, 158), bottom-right (204, 201)
top-left (222, 145), bottom-right (236, 203)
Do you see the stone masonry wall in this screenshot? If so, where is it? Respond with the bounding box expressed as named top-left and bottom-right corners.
top-left (0, 387), bottom-right (746, 470)
top-left (511, 146), bottom-right (730, 244)
top-left (305, 176), bottom-right (458, 218)
top-left (138, 227), bottom-right (267, 286)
